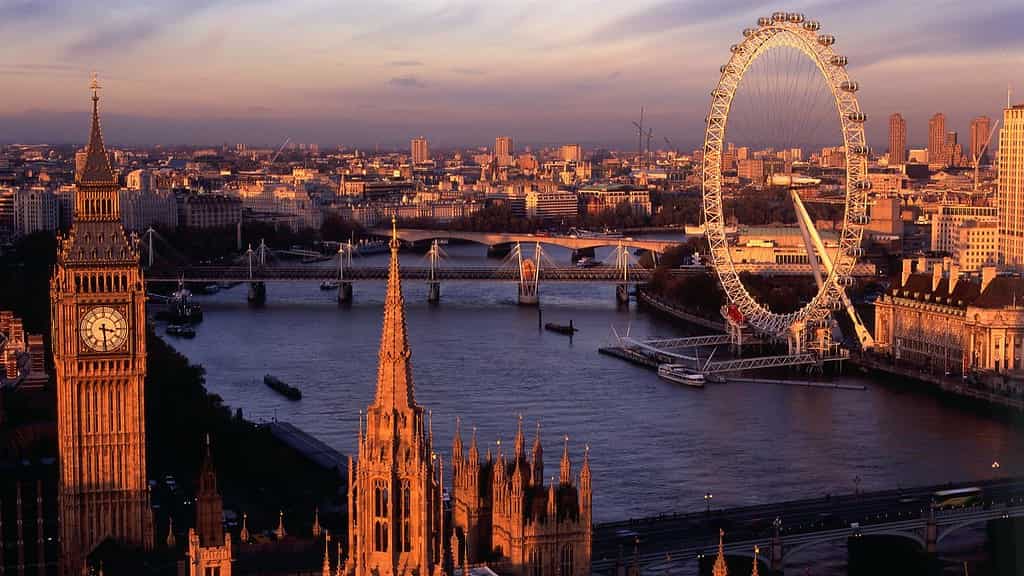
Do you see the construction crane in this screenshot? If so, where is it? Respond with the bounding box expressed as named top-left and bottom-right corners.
top-left (632, 107), bottom-right (645, 169)
top-left (972, 119), bottom-right (1000, 194)
top-left (270, 137), bottom-right (292, 165)
top-left (664, 136), bottom-right (678, 156)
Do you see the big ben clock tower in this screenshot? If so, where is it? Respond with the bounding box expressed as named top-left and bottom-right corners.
top-left (51, 76), bottom-right (154, 574)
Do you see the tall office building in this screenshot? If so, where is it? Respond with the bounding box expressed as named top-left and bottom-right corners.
top-left (929, 113), bottom-right (946, 166)
top-left (889, 113), bottom-right (907, 165)
top-left (496, 136), bottom-right (513, 166)
top-left (51, 78), bottom-right (154, 574)
top-left (410, 137), bottom-right (430, 164)
top-left (560, 143), bottom-right (583, 163)
top-left (945, 131), bottom-right (962, 167)
top-left (998, 105), bottom-right (1024, 269)
top-left (971, 115), bottom-right (993, 164)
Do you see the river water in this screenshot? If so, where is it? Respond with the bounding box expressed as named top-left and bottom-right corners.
top-left (164, 243), bottom-right (1024, 526)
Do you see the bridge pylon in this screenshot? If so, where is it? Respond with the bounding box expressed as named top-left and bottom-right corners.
top-left (925, 503), bottom-right (937, 554)
top-left (769, 517), bottom-right (783, 572)
top-left (338, 241), bottom-right (354, 305)
top-left (246, 240), bottom-right (267, 307)
top-left (614, 241), bottom-right (630, 306)
top-left (427, 239), bottom-right (441, 303)
top-left (515, 242), bottom-right (540, 306)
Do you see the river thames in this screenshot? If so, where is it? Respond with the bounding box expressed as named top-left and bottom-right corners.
top-left (164, 243), bottom-right (1024, 527)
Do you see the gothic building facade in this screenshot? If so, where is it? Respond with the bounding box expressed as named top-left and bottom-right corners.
top-left (344, 224), bottom-right (592, 576)
top-left (50, 78), bottom-right (154, 574)
top-left (344, 224), bottom-right (446, 576)
top-left (450, 419), bottom-right (591, 576)
top-left (187, 438), bottom-right (233, 576)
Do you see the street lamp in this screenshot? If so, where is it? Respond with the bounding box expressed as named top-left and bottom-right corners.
top-left (992, 460), bottom-right (1001, 480)
top-left (704, 492), bottom-right (713, 514)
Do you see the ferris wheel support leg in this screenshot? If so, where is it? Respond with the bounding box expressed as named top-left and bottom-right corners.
top-left (790, 191), bottom-right (875, 350)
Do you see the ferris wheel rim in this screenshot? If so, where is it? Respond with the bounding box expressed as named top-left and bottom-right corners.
top-left (700, 14), bottom-right (870, 338)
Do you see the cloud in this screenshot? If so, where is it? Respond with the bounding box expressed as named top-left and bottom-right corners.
top-left (61, 0), bottom-right (267, 59)
top-left (590, 0), bottom-right (771, 42)
top-left (452, 67), bottom-right (486, 76)
top-left (0, 63), bottom-right (79, 75)
top-left (0, 0), bottom-right (61, 26)
top-left (389, 76), bottom-right (426, 89)
top-left (391, 60), bottom-right (424, 67)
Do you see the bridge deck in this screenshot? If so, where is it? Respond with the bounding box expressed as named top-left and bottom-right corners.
top-left (146, 265), bottom-right (656, 283)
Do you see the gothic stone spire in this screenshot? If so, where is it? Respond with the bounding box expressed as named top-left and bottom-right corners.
top-left (374, 217), bottom-right (416, 410)
top-left (79, 73), bottom-right (116, 186)
top-left (712, 529), bottom-right (728, 576)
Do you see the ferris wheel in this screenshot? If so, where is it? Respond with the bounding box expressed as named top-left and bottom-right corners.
top-left (701, 12), bottom-right (871, 344)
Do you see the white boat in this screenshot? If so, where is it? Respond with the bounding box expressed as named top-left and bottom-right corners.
top-left (657, 365), bottom-right (705, 388)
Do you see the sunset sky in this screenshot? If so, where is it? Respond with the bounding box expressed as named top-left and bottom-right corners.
top-left (1, 0), bottom-right (1021, 149)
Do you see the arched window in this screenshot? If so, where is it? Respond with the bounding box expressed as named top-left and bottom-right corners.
top-left (560, 544), bottom-right (573, 576)
top-left (373, 480), bottom-right (389, 552)
top-left (401, 481), bottom-right (411, 552)
top-left (529, 548), bottom-right (542, 576)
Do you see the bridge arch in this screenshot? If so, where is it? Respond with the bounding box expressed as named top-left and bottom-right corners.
top-left (371, 228), bottom-right (678, 254)
top-left (781, 531), bottom-right (924, 565)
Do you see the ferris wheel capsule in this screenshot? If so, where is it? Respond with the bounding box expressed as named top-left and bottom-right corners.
top-left (803, 20), bottom-right (820, 32)
top-left (788, 13), bottom-right (805, 23)
top-left (711, 88), bottom-right (730, 98)
top-left (853, 179), bottom-right (873, 191)
top-left (847, 112), bottom-right (867, 123)
top-left (849, 145), bottom-right (869, 155)
top-left (852, 214), bottom-right (871, 225)
top-left (838, 276), bottom-right (856, 288)
top-left (758, 16), bottom-right (772, 27)
top-left (730, 44), bottom-right (741, 53)
top-left (846, 247), bottom-right (865, 258)
top-left (830, 55), bottom-right (847, 66)
top-left (772, 11), bottom-right (786, 22)
top-left (818, 34), bottom-right (836, 46)
top-left (840, 81), bottom-right (859, 92)
top-left (743, 28), bottom-right (756, 37)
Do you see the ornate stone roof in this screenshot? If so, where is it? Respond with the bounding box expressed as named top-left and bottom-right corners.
top-left (79, 76), bottom-right (116, 187)
top-left (374, 217), bottom-right (417, 410)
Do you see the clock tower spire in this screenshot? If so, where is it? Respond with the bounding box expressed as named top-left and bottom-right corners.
top-left (51, 77), bottom-right (153, 575)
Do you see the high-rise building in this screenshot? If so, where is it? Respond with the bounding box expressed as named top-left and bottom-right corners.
top-left (889, 113), bottom-right (907, 165)
top-left (970, 115), bottom-right (993, 165)
top-left (50, 78), bottom-right (154, 573)
top-left (998, 105), bottom-right (1024, 269)
top-left (344, 225), bottom-right (446, 576)
top-left (928, 113), bottom-right (946, 166)
top-left (560, 143), bottom-right (583, 163)
top-left (496, 136), bottom-right (513, 166)
top-left (945, 131), bottom-right (962, 167)
top-left (410, 137), bottom-right (430, 164)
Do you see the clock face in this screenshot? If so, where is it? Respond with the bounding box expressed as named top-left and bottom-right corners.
top-left (80, 306), bottom-right (129, 353)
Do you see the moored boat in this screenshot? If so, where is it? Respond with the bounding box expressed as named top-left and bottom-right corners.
top-left (264, 374), bottom-right (302, 401)
top-left (657, 365), bottom-right (705, 388)
top-left (165, 324), bottom-right (196, 338)
top-left (544, 320), bottom-right (578, 335)
top-left (320, 280), bottom-right (340, 291)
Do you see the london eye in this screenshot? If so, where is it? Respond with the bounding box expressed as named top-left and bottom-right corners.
top-left (701, 12), bottom-right (872, 349)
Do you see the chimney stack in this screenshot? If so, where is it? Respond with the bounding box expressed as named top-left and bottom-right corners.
top-left (981, 266), bottom-right (997, 292)
top-left (949, 264), bottom-right (961, 294)
top-left (901, 258), bottom-right (914, 286)
top-left (932, 263), bottom-right (943, 292)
